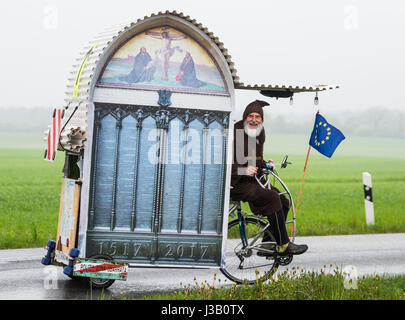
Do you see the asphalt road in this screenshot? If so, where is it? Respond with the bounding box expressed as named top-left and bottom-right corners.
top-left (0, 233), bottom-right (404, 300)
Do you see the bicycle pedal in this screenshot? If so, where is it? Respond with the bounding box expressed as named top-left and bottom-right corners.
top-left (276, 254), bottom-right (293, 266)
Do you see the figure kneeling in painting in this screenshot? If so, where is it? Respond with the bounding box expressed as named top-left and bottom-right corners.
top-left (119, 47), bottom-right (156, 83)
top-left (176, 52), bottom-right (206, 88)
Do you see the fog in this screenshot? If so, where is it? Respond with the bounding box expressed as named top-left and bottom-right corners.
top-left (0, 0), bottom-right (404, 138)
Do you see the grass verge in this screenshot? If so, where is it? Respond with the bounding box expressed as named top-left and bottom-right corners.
top-left (141, 267), bottom-right (405, 300)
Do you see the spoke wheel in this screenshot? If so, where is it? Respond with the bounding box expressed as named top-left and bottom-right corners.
top-left (220, 217), bottom-right (279, 284)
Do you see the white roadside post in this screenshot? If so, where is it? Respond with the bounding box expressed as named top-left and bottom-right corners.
top-left (363, 172), bottom-right (374, 226)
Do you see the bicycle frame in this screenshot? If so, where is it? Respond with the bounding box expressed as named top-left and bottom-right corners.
top-left (267, 170), bottom-right (296, 242)
top-left (232, 168), bottom-right (296, 251)
top-left (237, 209), bottom-right (248, 248)
top-left (229, 203), bottom-right (273, 255)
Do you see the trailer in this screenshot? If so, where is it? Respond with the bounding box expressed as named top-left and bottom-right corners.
top-left (41, 11), bottom-right (337, 288)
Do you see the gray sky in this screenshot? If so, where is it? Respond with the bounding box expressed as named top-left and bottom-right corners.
top-left (0, 0), bottom-right (404, 119)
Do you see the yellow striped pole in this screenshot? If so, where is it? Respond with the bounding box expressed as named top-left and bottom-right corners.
top-left (73, 44), bottom-right (97, 98)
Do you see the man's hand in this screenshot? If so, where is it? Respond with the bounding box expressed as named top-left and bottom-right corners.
top-left (245, 166), bottom-right (258, 176)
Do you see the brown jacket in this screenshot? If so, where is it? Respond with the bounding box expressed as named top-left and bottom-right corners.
top-left (230, 120), bottom-right (289, 216)
top-left (231, 119), bottom-right (266, 187)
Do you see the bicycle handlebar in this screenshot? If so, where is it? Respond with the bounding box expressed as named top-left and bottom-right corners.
top-left (258, 155), bottom-right (292, 176)
top-left (280, 155), bottom-right (292, 168)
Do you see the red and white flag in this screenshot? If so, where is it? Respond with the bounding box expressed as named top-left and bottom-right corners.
top-left (44, 108), bottom-right (64, 162)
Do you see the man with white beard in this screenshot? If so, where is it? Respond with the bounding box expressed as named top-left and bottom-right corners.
top-left (231, 100), bottom-right (308, 256)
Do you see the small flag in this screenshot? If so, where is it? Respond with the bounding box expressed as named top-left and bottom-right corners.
top-left (292, 113), bottom-right (345, 239)
top-left (44, 108), bottom-right (64, 162)
top-left (309, 113), bottom-right (345, 158)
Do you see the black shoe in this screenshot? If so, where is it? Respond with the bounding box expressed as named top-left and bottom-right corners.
top-left (278, 242), bottom-right (308, 256)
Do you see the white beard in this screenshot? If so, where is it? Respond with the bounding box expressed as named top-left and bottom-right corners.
top-left (244, 121), bottom-right (263, 138)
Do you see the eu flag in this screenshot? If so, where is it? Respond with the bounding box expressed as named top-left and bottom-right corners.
top-left (309, 113), bottom-right (345, 158)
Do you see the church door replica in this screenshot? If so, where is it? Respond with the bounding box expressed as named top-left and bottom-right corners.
top-left (85, 25), bottom-right (232, 267)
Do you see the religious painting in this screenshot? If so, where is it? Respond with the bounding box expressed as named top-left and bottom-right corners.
top-left (97, 27), bottom-right (229, 95)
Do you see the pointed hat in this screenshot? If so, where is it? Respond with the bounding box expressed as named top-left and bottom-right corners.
top-left (242, 100), bottom-right (270, 121)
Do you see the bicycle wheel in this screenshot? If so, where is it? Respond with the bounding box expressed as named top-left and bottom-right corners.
top-left (220, 217), bottom-right (279, 284)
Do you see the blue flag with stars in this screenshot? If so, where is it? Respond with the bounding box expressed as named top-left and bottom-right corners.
top-left (309, 113), bottom-right (345, 158)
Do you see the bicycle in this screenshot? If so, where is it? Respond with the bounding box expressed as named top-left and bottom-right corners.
top-left (220, 155), bottom-right (296, 284)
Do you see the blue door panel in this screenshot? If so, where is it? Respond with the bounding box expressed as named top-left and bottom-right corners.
top-left (135, 116), bottom-right (157, 231)
top-left (161, 118), bottom-right (183, 232)
top-left (115, 115), bottom-right (138, 229)
top-left (93, 114), bottom-right (115, 228)
top-left (181, 119), bottom-right (203, 232)
top-left (88, 103), bottom-right (229, 266)
top-left (202, 121), bottom-right (224, 232)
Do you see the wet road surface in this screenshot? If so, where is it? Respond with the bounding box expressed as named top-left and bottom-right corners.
top-left (0, 233), bottom-right (404, 300)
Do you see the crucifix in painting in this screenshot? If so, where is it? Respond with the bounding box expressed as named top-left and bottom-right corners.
top-left (146, 28), bottom-right (187, 80)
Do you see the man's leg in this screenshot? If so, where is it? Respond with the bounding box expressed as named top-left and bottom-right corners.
top-left (270, 186), bottom-right (290, 222)
top-left (266, 209), bottom-right (290, 246)
top-left (246, 185), bottom-right (307, 255)
top-left (233, 182), bottom-right (307, 255)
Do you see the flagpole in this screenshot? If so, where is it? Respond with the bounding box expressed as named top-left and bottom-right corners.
top-left (290, 145), bottom-right (312, 238)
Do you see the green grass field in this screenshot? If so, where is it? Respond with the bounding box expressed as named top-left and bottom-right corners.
top-left (0, 149), bottom-right (63, 249)
top-left (0, 133), bottom-right (404, 249)
top-left (256, 154), bottom-right (405, 235)
top-left (262, 133), bottom-right (405, 235)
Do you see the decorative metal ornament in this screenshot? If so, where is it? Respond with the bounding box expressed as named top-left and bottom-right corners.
top-left (157, 90), bottom-right (172, 107)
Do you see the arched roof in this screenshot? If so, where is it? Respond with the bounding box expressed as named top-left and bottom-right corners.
top-left (56, 10), bottom-right (338, 153)
top-left (58, 11), bottom-right (240, 152)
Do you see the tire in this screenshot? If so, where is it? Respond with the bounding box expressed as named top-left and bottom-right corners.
top-left (220, 217), bottom-right (279, 284)
top-left (83, 254), bottom-right (116, 289)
